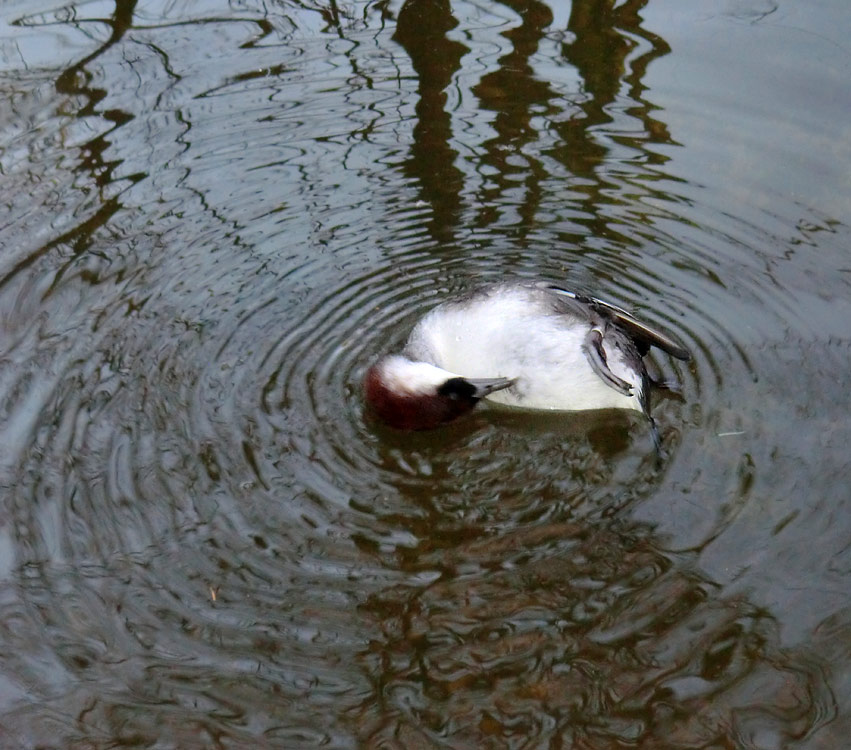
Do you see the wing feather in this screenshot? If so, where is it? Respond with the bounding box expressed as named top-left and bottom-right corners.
top-left (538, 283), bottom-right (691, 361)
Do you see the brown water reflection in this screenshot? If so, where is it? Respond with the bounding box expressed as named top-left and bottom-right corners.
top-left (394, 0), bottom-right (467, 242)
top-left (0, 0), bottom-right (849, 747)
top-left (358, 521), bottom-right (828, 747)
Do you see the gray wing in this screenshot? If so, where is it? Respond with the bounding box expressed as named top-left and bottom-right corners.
top-left (538, 283), bottom-right (691, 361)
top-left (583, 328), bottom-right (634, 395)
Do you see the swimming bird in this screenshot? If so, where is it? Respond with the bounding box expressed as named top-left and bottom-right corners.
top-left (364, 282), bottom-right (690, 445)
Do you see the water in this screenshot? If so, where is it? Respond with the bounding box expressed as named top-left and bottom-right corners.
top-left (0, 0), bottom-right (849, 746)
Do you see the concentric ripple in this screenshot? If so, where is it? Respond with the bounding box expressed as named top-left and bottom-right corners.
top-left (0, 0), bottom-right (848, 746)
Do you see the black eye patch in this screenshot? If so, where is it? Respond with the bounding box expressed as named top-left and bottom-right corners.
top-left (437, 377), bottom-right (478, 401)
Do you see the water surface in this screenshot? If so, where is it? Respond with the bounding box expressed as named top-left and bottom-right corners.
top-left (0, 0), bottom-right (849, 747)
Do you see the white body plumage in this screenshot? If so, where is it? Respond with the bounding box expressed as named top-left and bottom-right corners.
top-left (364, 282), bottom-right (690, 435)
top-left (405, 284), bottom-right (644, 412)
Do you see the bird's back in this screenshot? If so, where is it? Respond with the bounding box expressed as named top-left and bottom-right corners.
top-left (404, 284), bottom-right (645, 413)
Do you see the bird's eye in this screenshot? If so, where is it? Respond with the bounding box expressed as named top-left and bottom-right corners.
top-left (437, 377), bottom-right (476, 401)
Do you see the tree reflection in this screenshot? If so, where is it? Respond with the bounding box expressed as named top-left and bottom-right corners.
top-left (354, 509), bottom-right (832, 746)
top-left (557, 0), bottom-right (675, 234)
top-left (393, 0), bottom-right (468, 244)
top-left (471, 0), bottom-right (555, 236)
top-left (55, 0), bottom-right (140, 195)
top-left (0, 0), bottom-right (141, 292)
top-left (394, 0), bottom-right (675, 249)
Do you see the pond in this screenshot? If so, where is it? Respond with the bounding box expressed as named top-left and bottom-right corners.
top-left (0, 0), bottom-right (849, 747)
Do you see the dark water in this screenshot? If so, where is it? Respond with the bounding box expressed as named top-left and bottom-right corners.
top-left (0, 0), bottom-right (849, 747)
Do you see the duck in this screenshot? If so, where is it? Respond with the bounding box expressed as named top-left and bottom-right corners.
top-left (364, 281), bottom-right (690, 446)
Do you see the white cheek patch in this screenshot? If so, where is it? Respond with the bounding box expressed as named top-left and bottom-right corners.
top-left (380, 356), bottom-right (459, 396)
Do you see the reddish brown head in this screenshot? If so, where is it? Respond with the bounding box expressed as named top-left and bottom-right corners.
top-left (364, 356), bottom-right (514, 430)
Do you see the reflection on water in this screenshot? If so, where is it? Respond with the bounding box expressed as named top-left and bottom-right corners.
top-left (0, 0), bottom-right (849, 746)
top-left (394, 0), bottom-right (467, 242)
top-left (358, 522), bottom-right (829, 747)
